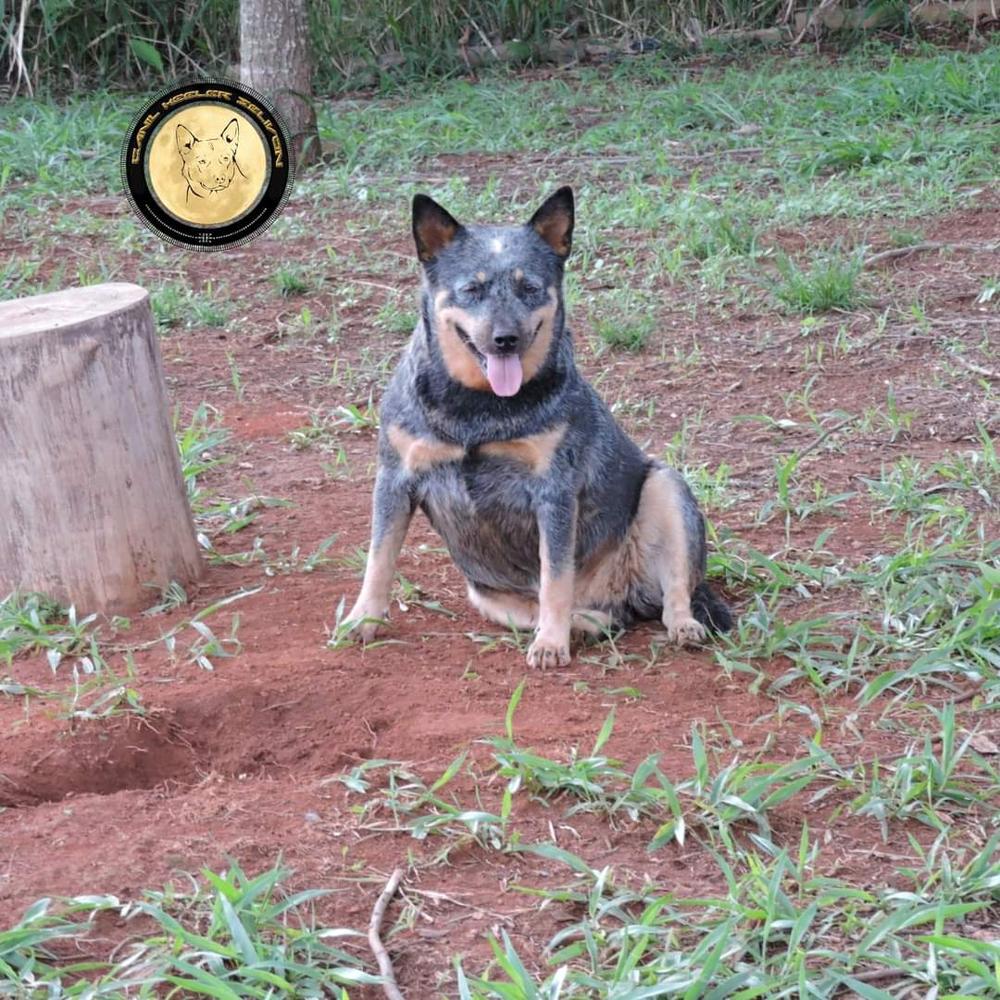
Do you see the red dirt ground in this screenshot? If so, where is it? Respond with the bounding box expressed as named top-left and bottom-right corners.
top-left (0, 173), bottom-right (997, 993)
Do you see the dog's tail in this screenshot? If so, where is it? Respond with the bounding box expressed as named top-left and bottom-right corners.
top-left (692, 582), bottom-right (733, 634)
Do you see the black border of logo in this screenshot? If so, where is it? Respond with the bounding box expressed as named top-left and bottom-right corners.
top-left (121, 79), bottom-right (294, 251)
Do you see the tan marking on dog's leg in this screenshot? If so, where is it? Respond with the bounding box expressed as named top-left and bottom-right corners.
top-left (387, 423), bottom-right (464, 474)
top-left (520, 288), bottom-right (558, 383)
top-left (433, 290), bottom-right (492, 391)
top-left (644, 470), bottom-right (705, 646)
top-left (467, 584), bottom-right (538, 630)
top-left (346, 516), bottom-right (410, 643)
top-left (527, 534), bottom-right (574, 668)
top-left (479, 424), bottom-right (567, 475)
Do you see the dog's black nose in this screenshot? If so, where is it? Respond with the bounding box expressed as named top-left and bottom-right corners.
top-left (493, 331), bottom-right (519, 353)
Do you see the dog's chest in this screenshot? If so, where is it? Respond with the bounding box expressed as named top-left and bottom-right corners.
top-left (415, 443), bottom-right (541, 519)
top-left (414, 446), bottom-right (543, 586)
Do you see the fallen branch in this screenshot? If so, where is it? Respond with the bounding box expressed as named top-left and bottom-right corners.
top-left (863, 240), bottom-right (1000, 268)
top-left (953, 681), bottom-right (986, 705)
top-left (947, 352), bottom-right (1000, 381)
top-left (849, 967), bottom-right (914, 985)
top-left (369, 867), bottom-right (406, 1000)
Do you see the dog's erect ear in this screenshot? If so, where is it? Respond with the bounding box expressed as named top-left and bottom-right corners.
top-left (412, 194), bottom-right (461, 263)
top-left (528, 186), bottom-right (574, 257)
top-left (221, 118), bottom-right (239, 151)
top-left (176, 124), bottom-right (197, 160)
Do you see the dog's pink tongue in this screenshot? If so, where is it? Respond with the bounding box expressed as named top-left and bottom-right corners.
top-left (486, 354), bottom-right (523, 396)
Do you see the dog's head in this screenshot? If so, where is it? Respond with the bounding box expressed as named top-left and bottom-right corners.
top-left (176, 119), bottom-right (239, 196)
top-left (412, 187), bottom-right (574, 397)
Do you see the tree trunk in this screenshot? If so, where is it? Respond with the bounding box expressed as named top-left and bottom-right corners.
top-left (240, 0), bottom-right (318, 169)
top-left (0, 283), bottom-right (203, 614)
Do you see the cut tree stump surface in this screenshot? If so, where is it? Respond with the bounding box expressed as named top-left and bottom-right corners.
top-left (0, 282), bottom-right (202, 613)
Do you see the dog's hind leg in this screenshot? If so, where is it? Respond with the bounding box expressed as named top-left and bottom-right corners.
top-left (639, 467), bottom-right (709, 646)
top-left (346, 468), bottom-right (415, 642)
top-left (467, 584), bottom-right (538, 630)
top-left (468, 583), bottom-right (611, 637)
top-left (570, 608), bottom-right (615, 636)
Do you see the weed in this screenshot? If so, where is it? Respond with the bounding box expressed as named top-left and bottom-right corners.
top-left (804, 134), bottom-right (896, 175)
top-left (0, 591), bottom-right (97, 667)
top-left (772, 249), bottom-right (865, 313)
top-left (591, 289), bottom-right (657, 351)
top-left (152, 282), bottom-right (230, 331)
top-left (460, 835), bottom-right (1000, 997)
top-left (851, 703), bottom-right (998, 839)
top-left (174, 403), bottom-right (231, 515)
top-left (272, 263), bottom-right (313, 297)
top-left (975, 277), bottom-right (999, 306)
top-left (487, 684), bottom-right (830, 852)
top-left (334, 398), bottom-right (379, 432)
top-left (335, 756), bottom-right (506, 849)
top-left (0, 895), bottom-right (118, 991)
top-left (227, 350), bottom-right (245, 401)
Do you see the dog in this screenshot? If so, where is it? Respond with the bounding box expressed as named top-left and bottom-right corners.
top-left (346, 186), bottom-right (732, 667)
top-left (175, 118), bottom-right (245, 203)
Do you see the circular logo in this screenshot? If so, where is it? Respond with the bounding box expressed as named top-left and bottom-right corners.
top-left (121, 80), bottom-right (294, 251)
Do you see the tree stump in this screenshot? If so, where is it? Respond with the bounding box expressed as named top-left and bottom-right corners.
top-left (0, 282), bottom-right (203, 614)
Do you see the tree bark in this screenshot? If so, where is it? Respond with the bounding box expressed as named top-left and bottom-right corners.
top-left (240, 0), bottom-right (318, 169)
top-left (0, 283), bottom-right (203, 614)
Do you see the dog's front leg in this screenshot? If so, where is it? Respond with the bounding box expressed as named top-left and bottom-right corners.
top-left (527, 494), bottom-right (576, 668)
top-left (346, 466), bottom-right (414, 642)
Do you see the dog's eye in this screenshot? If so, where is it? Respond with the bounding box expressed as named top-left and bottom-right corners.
top-left (520, 279), bottom-right (542, 296)
top-left (459, 282), bottom-right (483, 298)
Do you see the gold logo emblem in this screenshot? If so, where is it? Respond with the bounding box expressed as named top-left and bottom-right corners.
top-left (122, 81), bottom-right (293, 250)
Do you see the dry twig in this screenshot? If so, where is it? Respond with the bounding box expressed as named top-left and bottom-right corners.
top-left (369, 867), bottom-right (406, 1000)
top-left (863, 240), bottom-right (1000, 268)
top-left (946, 352), bottom-right (1000, 381)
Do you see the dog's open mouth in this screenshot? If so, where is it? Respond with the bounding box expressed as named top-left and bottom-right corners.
top-left (455, 323), bottom-right (484, 363)
top-left (455, 322), bottom-right (542, 397)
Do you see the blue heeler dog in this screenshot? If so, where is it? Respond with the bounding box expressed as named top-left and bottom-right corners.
top-left (347, 187), bottom-right (732, 667)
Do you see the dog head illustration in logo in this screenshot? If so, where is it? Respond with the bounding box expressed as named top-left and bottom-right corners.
top-left (175, 118), bottom-right (246, 202)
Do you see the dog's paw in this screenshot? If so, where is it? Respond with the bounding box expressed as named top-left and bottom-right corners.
top-left (344, 602), bottom-right (387, 643)
top-left (526, 631), bottom-right (571, 669)
top-left (663, 616), bottom-right (706, 647)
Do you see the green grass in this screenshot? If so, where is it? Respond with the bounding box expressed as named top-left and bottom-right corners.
top-left (271, 263), bottom-right (314, 298)
top-left (772, 249), bottom-right (865, 313)
top-left (0, 591), bottom-right (97, 666)
top-left (152, 281), bottom-right (232, 330)
top-left (592, 288), bottom-right (658, 351)
top-left (459, 835), bottom-right (1000, 998)
top-left (1, 861), bottom-right (376, 996)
